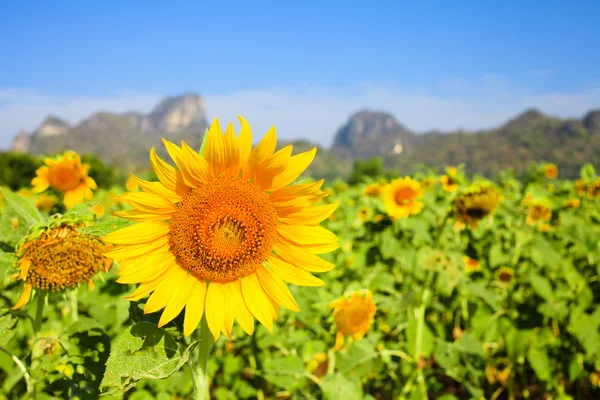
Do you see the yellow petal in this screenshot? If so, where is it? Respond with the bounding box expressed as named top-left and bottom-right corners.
top-left (205, 282), bottom-right (226, 341)
top-left (222, 122), bottom-right (240, 177)
top-left (103, 236), bottom-right (169, 259)
top-left (158, 272), bottom-right (198, 328)
top-left (221, 283), bottom-right (236, 338)
top-left (256, 266), bottom-right (300, 311)
top-left (111, 209), bottom-right (170, 222)
top-left (181, 141), bottom-right (210, 184)
top-left (116, 251), bottom-right (175, 283)
top-left (119, 192), bottom-right (177, 213)
top-left (204, 117), bottom-right (226, 178)
top-left (163, 139), bottom-right (199, 188)
top-left (144, 265), bottom-right (188, 314)
top-left (240, 274), bottom-right (274, 332)
top-left (274, 240), bottom-right (335, 272)
top-left (269, 180), bottom-right (324, 202)
top-left (150, 148), bottom-right (177, 191)
top-left (103, 221), bottom-right (170, 245)
top-left (85, 176), bottom-right (97, 190)
top-left (11, 284), bottom-right (33, 310)
top-left (237, 116), bottom-right (253, 168)
top-left (132, 174), bottom-right (180, 203)
top-left (268, 255), bottom-right (325, 287)
top-left (229, 280), bottom-right (254, 335)
top-left (270, 147), bottom-right (317, 190)
top-left (183, 279), bottom-right (207, 337)
top-left (254, 145), bottom-right (292, 189)
top-left (277, 225), bottom-right (338, 246)
top-left (278, 202), bottom-right (338, 225)
top-left (18, 256), bottom-right (31, 280)
top-left (243, 126), bottom-right (277, 179)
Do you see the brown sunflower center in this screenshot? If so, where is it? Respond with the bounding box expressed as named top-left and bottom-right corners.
top-left (24, 226), bottom-right (106, 291)
top-left (168, 176), bottom-right (278, 283)
top-left (394, 187), bottom-right (418, 205)
top-left (48, 165), bottom-right (81, 192)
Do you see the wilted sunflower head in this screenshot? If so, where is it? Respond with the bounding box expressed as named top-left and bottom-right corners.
top-left (588, 179), bottom-right (600, 199)
top-left (543, 163), bottom-right (558, 179)
top-left (328, 289), bottom-right (376, 351)
top-left (453, 185), bottom-right (502, 228)
top-left (11, 221), bottom-right (112, 310)
top-left (104, 117), bottom-right (339, 340)
top-left (381, 177), bottom-right (423, 219)
top-left (31, 151), bottom-right (97, 209)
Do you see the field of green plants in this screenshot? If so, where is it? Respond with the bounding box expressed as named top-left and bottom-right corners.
top-left (1, 149), bottom-right (600, 400)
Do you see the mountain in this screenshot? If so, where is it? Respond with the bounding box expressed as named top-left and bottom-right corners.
top-left (331, 110), bottom-right (423, 159)
top-left (387, 108), bottom-right (600, 178)
top-left (13, 93), bottom-right (208, 167)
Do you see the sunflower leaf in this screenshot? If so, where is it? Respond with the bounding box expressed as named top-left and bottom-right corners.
top-left (99, 322), bottom-right (196, 394)
top-left (80, 217), bottom-right (133, 237)
top-left (0, 187), bottom-right (44, 228)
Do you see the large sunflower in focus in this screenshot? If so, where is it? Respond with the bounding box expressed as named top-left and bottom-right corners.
top-left (32, 151), bottom-right (97, 209)
top-left (381, 177), bottom-right (423, 219)
top-left (104, 117), bottom-right (339, 340)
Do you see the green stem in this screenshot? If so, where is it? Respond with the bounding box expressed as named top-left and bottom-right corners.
top-left (433, 210), bottom-right (451, 247)
top-left (70, 291), bottom-right (78, 322)
top-left (414, 289), bottom-right (431, 400)
top-left (0, 347), bottom-right (34, 395)
top-left (33, 292), bottom-right (45, 335)
top-left (191, 316), bottom-right (214, 400)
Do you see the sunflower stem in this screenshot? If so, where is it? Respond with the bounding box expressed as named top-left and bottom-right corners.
top-left (191, 316), bottom-right (214, 400)
top-left (33, 292), bottom-right (45, 335)
top-left (70, 291), bottom-right (79, 322)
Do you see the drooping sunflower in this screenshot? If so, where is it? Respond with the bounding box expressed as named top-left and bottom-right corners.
top-left (329, 289), bottom-right (376, 351)
top-left (543, 163), bottom-right (558, 179)
top-left (11, 223), bottom-right (112, 310)
top-left (381, 177), bottom-right (423, 219)
top-left (453, 185), bottom-right (502, 229)
top-left (103, 117), bottom-right (339, 340)
top-left (32, 151), bottom-right (97, 209)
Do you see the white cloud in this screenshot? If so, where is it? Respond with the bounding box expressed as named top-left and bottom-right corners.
top-left (1, 82), bottom-right (599, 150)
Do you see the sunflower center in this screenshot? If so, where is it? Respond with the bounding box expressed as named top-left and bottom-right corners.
top-left (48, 165), bottom-right (81, 192)
top-left (466, 207), bottom-right (488, 220)
top-left (24, 227), bottom-right (107, 291)
top-left (168, 176), bottom-right (278, 283)
top-left (394, 187), bottom-right (417, 205)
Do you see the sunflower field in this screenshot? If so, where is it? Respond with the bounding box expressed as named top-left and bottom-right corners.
top-left (1, 120), bottom-right (600, 400)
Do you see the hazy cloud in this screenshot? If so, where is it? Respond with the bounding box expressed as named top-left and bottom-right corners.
top-left (1, 82), bottom-right (599, 150)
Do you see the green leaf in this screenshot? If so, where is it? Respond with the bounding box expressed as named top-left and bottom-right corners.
top-left (0, 187), bottom-right (43, 227)
top-left (527, 345), bottom-right (551, 381)
top-left (320, 373), bottom-right (363, 400)
top-left (99, 322), bottom-right (195, 393)
top-left (0, 313), bottom-right (17, 347)
top-left (380, 229), bottom-right (399, 260)
top-left (262, 355), bottom-right (305, 390)
top-left (529, 273), bottom-right (553, 301)
top-left (80, 217), bottom-right (133, 236)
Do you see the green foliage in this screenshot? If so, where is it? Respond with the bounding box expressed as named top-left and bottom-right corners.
top-left (0, 152), bottom-right (41, 190)
top-left (349, 157), bottom-right (385, 184)
top-left (81, 153), bottom-right (118, 188)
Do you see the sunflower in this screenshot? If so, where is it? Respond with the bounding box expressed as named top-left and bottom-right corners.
top-left (381, 177), bottom-right (423, 219)
top-left (363, 183), bottom-right (382, 197)
top-left (588, 179), bottom-right (600, 199)
top-left (526, 202), bottom-right (551, 225)
top-left (306, 353), bottom-right (329, 378)
top-left (576, 179), bottom-right (586, 196)
top-left (103, 117), bottom-right (339, 340)
top-left (563, 198), bottom-right (580, 209)
top-left (357, 207), bottom-right (371, 221)
top-left (34, 194), bottom-right (58, 213)
top-left (329, 289), bottom-right (376, 351)
top-left (32, 151), bottom-right (97, 209)
top-left (440, 167), bottom-right (459, 192)
top-left (464, 256), bottom-right (481, 273)
top-left (11, 224), bottom-right (112, 310)
top-left (543, 163), bottom-right (558, 179)
top-left (496, 267), bottom-right (514, 285)
top-left (453, 185), bottom-right (501, 229)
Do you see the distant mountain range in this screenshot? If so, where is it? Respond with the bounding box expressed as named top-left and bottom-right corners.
top-left (10, 92), bottom-right (600, 179)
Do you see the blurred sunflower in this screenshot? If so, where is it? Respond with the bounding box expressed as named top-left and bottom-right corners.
top-left (11, 223), bottom-right (112, 310)
top-left (306, 353), bottom-right (329, 378)
top-left (563, 198), bottom-right (580, 209)
top-left (543, 163), bottom-right (558, 179)
top-left (32, 151), bottom-right (97, 209)
top-left (363, 183), bottom-right (382, 197)
top-left (357, 207), bottom-right (371, 221)
top-left (576, 179), bottom-right (586, 196)
top-left (104, 117), bottom-right (339, 340)
top-left (496, 267), bottom-right (514, 285)
top-left (381, 177), bottom-right (423, 219)
top-left (440, 167), bottom-right (459, 192)
top-left (526, 202), bottom-right (551, 226)
top-left (453, 185), bottom-right (501, 229)
top-left (588, 179), bottom-right (600, 199)
top-left (464, 256), bottom-right (481, 273)
top-left (329, 289), bottom-right (376, 351)
top-left (34, 194), bottom-right (57, 213)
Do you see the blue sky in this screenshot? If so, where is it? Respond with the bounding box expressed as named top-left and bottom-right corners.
top-left (1, 1), bottom-right (599, 148)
